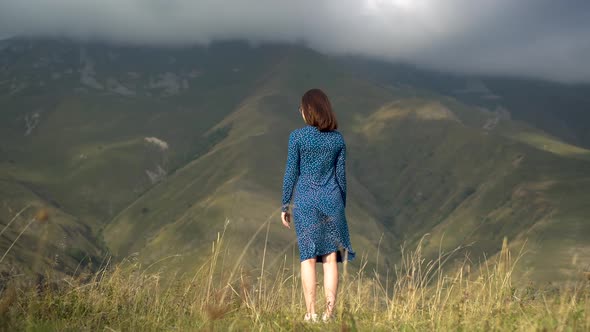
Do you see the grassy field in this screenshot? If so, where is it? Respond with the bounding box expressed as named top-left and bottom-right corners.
top-left (1, 218), bottom-right (588, 331)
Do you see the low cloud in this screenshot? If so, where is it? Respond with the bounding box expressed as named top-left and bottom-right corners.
top-left (1, 0), bottom-right (589, 82)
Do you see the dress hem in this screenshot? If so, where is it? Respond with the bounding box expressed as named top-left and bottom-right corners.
top-left (299, 247), bottom-right (356, 263)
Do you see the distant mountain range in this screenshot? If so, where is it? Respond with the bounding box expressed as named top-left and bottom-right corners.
top-left (1, 38), bottom-right (588, 283)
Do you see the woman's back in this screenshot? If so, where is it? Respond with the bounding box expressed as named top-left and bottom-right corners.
top-left (297, 125), bottom-right (344, 184)
top-left (282, 125), bottom-right (347, 214)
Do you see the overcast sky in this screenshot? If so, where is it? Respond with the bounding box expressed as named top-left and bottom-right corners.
top-left (1, 0), bottom-right (589, 83)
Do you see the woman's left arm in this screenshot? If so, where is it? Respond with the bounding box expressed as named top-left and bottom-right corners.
top-left (281, 131), bottom-right (300, 212)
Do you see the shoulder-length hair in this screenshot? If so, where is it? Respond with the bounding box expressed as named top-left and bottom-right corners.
top-left (301, 88), bottom-right (338, 132)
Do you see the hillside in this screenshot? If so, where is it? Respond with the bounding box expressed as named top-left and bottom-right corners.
top-left (340, 57), bottom-right (590, 149)
top-left (0, 39), bottom-right (589, 282)
top-left (0, 39), bottom-right (288, 275)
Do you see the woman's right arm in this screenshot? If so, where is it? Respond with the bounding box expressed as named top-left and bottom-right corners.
top-left (281, 131), bottom-right (300, 212)
top-left (335, 142), bottom-right (347, 207)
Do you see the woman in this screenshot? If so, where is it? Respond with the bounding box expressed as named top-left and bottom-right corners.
top-left (281, 88), bottom-right (356, 323)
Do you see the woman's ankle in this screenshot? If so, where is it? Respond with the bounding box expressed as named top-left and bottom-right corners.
top-left (321, 300), bottom-right (335, 322)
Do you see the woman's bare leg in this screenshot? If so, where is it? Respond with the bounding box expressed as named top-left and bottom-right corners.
top-left (322, 252), bottom-right (338, 317)
top-left (301, 257), bottom-right (317, 315)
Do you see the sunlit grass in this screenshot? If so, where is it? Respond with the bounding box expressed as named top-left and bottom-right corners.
top-left (507, 131), bottom-right (590, 161)
top-left (0, 211), bottom-right (589, 331)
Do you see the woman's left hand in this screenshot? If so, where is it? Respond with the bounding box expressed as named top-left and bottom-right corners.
top-left (281, 211), bottom-right (291, 229)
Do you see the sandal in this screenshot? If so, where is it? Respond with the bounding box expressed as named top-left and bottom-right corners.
top-left (304, 313), bottom-right (318, 322)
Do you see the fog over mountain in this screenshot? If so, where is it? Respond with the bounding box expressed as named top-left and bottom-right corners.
top-left (1, 0), bottom-right (589, 83)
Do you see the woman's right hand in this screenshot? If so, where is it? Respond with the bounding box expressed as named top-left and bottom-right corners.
top-left (281, 211), bottom-right (291, 229)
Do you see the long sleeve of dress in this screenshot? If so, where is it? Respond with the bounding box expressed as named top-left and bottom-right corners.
top-left (335, 144), bottom-right (347, 207)
top-left (281, 132), bottom-right (300, 212)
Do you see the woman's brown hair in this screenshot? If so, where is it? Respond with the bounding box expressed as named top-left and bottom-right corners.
top-left (300, 88), bottom-right (338, 132)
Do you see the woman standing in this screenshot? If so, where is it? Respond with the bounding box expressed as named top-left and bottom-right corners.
top-left (281, 88), bottom-right (356, 323)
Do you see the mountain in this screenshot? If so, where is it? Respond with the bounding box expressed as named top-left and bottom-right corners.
top-left (0, 38), bottom-right (588, 282)
top-left (340, 57), bottom-right (590, 149)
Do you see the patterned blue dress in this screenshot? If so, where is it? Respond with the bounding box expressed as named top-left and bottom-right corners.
top-left (281, 125), bottom-right (356, 263)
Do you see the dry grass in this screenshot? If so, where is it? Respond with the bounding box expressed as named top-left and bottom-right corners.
top-left (0, 212), bottom-right (589, 331)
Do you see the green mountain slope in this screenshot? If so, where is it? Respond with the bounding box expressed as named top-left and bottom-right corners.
top-left (350, 98), bottom-right (590, 281)
top-left (104, 46), bottom-right (590, 281)
top-left (340, 57), bottom-right (590, 149)
top-left (103, 48), bottom-right (397, 274)
top-left (0, 39), bottom-right (290, 275)
top-left (1, 39), bottom-right (589, 282)
top-left (0, 179), bottom-right (103, 277)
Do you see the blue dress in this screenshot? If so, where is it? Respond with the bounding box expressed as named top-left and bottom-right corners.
top-left (281, 125), bottom-right (356, 263)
